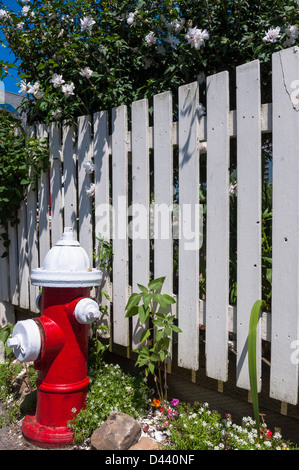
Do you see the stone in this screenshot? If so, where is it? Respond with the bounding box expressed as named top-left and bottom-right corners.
top-left (90, 412), bottom-right (142, 451)
top-left (129, 437), bottom-right (159, 450)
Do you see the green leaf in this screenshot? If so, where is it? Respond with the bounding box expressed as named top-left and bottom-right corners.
top-left (125, 293), bottom-right (141, 312)
top-left (137, 283), bottom-right (148, 293)
top-left (140, 329), bottom-right (151, 343)
top-left (148, 276), bottom-right (165, 291)
top-left (138, 304), bottom-right (149, 324)
top-left (153, 293), bottom-right (168, 308)
top-left (248, 300), bottom-right (266, 437)
top-left (125, 305), bottom-right (138, 318)
top-left (148, 362), bottom-right (155, 374)
top-left (142, 293), bottom-right (152, 310)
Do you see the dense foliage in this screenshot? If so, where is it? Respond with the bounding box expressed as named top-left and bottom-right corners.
top-left (0, 0), bottom-right (298, 125)
top-left (0, 109), bottom-right (48, 239)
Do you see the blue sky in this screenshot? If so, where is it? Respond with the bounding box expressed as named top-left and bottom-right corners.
top-left (1, 0), bottom-right (21, 94)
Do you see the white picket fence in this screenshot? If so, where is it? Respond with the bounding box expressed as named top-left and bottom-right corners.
top-left (1, 46), bottom-right (299, 406)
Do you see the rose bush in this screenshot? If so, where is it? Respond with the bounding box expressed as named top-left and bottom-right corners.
top-left (0, 0), bottom-right (298, 125)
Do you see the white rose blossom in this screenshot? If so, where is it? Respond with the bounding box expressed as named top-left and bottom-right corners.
top-left (145, 31), bottom-right (157, 46)
top-left (127, 11), bottom-right (137, 27)
top-left (0, 9), bottom-right (10, 20)
top-left (80, 16), bottom-right (96, 32)
top-left (164, 34), bottom-right (181, 49)
top-left (83, 161), bottom-right (95, 174)
top-left (185, 27), bottom-right (209, 50)
top-left (50, 73), bottom-right (65, 88)
top-left (18, 80), bottom-right (31, 95)
top-left (21, 5), bottom-right (30, 16)
top-left (263, 26), bottom-right (281, 43)
top-left (86, 183), bottom-right (95, 198)
top-left (62, 82), bottom-right (75, 97)
top-left (172, 18), bottom-right (185, 33)
top-left (80, 67), bottom-right (93, 79)
top-left (284, 24), bottom-right (299, 45)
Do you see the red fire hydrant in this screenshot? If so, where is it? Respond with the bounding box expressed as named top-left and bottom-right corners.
top-left (7, 227), bottom-right (102, 447)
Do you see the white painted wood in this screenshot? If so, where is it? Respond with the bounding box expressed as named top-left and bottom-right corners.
top-left (17, 201), bottom-right (29, 310)
top-left (26, 127), bottom-right (39, 314)
top-left (77, 115), bottom-right (93, 258)
top-left (62, 123), bottom-right (77, 238)
top-left (111, 105), bottom-right (129, 347)
top-left (205, 71), bottom-right (230, 381)
top-left (153, 91), bottom-right (174, 300)
top-left (93, 111), bottom-right (111, 337)
top-left (37, 124), bottom-right (50, 265)
top-left (8, 222), bottom-right (19, 305)
top-left (270, 46), bottom-right (299, 405)
top-left (131, 99), bottom-right (150, 348)
top-left (236, 59), bottom-right (262, 390)
top-left (49, 123), bottom-right (63, 246)
top-left (0, 228), bottom-right (9, 303)
top-left (178, 82), bottom-right (200, 371)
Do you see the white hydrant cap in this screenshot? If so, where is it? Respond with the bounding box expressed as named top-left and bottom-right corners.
top-left (30, 227), bottom-right (102, 287)
top-left (7, 319), bottom-right (41, 363)
top-left (74, 298), bottom-right (101, 324)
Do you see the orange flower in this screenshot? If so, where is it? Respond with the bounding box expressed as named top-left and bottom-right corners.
top-left (152, 398), bottom-right (161, 408)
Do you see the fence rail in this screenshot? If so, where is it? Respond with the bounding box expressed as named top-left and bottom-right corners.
top-left (1, 46), bottom-right (299, 406)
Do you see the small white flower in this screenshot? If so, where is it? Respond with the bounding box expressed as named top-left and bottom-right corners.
top-left (263, 26), bottom-right (281, 43)
top-left (22, 0), bottom-right (31, 3)
top-left (127, 11), bottom-right (137, 27)
top-left (86, 183), bottom-right (95, 198)
top-left (285, 24), bottom-right (298, 39)
top-left (80, 16), bottom-right (95, 32)
top-left (199, 103), bottom-right (206, 116)
top-left (164, 34), bottom-right (181, 49)
top-left (16, 22), bottom-right (24, 30)
top-left (83, 160), bottom-right (95, 174)
top-left (0, 9), bottom-right (9, 20)
top-left (80, 67), bottom-right (93, 79)
top-left (172, 18), bottom-right (185, 33)
top-left (62, 82), bottom-right (75, 97)
top-left (18, 80), bottom-right (31, 95)
top-left (22, 5), bottom-right (30, 16)
top-left (145, 31), bottom-right (157, 46)
top-left (50, 73), bottom-right (65, 88)
top-left (185, 27), bottom-right (209, 50)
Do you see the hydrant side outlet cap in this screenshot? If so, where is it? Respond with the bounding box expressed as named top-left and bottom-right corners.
top-left (30, 227), bottom-right (102, 287)
top-left (7, 319), bottom-right (41, 363)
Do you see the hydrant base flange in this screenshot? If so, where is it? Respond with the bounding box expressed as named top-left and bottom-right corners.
top-left (22, 414), bottom-right (74, 448)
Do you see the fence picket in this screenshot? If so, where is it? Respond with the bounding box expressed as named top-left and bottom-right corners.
top-left (78, 115), bottom-right (93, 257)
top-left (177, 82), bottom-right (200, 371)
top-left (17, 201), bottom-right (29, 310)
top-left (37, 124), bottom-right (50, 265)
top-left (49, 123), bottom-right (63, 246)
top-left (93, 110), bottom-right (111, 340)
top-left (205, 71), bottom-right (230, 381)
top-left (153, 91), bottom-right (174, 301)
top-left (131, 99), bottom-right (150, 348)
top-left (0, 231), bottom-right (9, 303)
top-left (236, 59), bottom-right (262, 390)
top-left (26, 127), bottom-right (39, 313)
top-left (8, 223), bottom-right (19, 306)
top-left (270, 47), bottom-right (299, 405)
top-left (62, 123), bottom-right (77, 238)
top-left (111, 105), bottom-right (129, 347)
